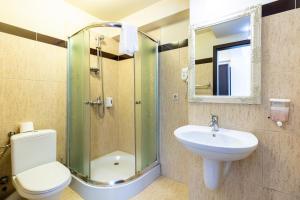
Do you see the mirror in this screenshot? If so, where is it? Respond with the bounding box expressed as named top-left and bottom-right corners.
top-left (188, 5), bottom-right (261, 104)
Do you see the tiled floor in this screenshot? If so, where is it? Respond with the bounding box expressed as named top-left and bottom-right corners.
top-left (62, 176), bottom-right (188, 200)
top-left (8, 188), bottom-right (83, 200)
top-left (130, 177), bottom-right (189, 200)
top-left (61, 187), bottom-right (83, 199)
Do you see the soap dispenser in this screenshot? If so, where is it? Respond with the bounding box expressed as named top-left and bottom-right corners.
top-left (269, 98), bottom-right (290, 127)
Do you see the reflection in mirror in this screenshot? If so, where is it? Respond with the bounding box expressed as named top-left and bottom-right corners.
top-left (195, 15), bottom-right (251, 97)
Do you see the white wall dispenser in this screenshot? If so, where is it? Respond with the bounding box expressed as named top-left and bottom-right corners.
top-left (181, 67), bottom-right (188, 82)
top-left (269, 98), bottom-right (290, 127)
top-left (105, 97), bottom-right (113, 108)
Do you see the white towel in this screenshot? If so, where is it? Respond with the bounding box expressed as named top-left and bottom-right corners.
top-left (119, 23), bottom-right (138, 56)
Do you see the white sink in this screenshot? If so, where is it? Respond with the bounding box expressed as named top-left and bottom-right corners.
top-left (174, 125), bottom-right (258, 190)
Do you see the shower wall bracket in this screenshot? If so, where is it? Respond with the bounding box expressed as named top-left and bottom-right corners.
top-left (90, 67), bottom-right (100, 73)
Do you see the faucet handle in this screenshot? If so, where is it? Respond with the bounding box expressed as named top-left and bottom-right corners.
top-left (210, 113), bottom-right (218, 120)
top-left (209, 114), bottom-right (219, 131)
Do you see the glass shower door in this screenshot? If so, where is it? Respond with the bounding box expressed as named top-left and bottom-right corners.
top-left (67, 30), bottom-right (91, 179)
top-left (135, 34), bottom-right (158, 172)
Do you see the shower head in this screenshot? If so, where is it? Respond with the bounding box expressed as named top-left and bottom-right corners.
top-left (95, 35), bottom-right (105, 48)
top-left (96, 35), bottom-right (105, 42)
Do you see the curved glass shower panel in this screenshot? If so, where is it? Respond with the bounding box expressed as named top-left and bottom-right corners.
top-left (88, 28), bottom-right (136, 184)
top-left (135, 34), bottom-right (158, 172)
top-left (67, 30), bottom-right (91, 179)
top-left (67, 22), bottom-right (159, 186)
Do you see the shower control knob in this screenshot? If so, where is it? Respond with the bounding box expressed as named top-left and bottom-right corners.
top-left (135, 101), bottom-right (141, 104)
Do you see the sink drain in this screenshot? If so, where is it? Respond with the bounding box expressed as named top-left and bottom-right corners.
top-left (114, 162), bottom-right (119, 165)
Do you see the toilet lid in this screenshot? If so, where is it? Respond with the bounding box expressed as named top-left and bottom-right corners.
top-left (15, 161), bottom-right (71, 194)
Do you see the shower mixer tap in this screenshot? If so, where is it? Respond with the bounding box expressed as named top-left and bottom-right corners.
top-left (89, 34), bottom-right (105, 118)
top-left (85, 97), bottom-right (103, 106)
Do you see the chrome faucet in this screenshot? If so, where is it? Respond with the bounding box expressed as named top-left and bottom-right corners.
top-left (209, 114), bottom-right (219, 132)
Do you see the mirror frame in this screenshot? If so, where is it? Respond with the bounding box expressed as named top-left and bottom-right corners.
top-left (188, 5), bottom-right (262, 104)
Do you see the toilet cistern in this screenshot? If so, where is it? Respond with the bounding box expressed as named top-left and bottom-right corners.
top-left (10, 130), bottom-right (71, 200)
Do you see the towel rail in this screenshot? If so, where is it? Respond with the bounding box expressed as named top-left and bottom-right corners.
top-left (196, 82), bottom-right (211, 89)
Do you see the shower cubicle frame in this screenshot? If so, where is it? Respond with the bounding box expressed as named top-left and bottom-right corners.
top-left (67, 22), bottom-right (160, 187)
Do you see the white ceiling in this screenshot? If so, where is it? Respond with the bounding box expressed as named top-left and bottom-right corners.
top-left (66, 0), bottom-right (162, 21)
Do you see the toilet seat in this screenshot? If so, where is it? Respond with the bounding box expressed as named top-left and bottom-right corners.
top-left (13, 161), bottom-right (71, 198)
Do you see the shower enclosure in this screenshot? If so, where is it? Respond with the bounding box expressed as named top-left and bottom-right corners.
top-left (67, 22), bottom-right (159, 198)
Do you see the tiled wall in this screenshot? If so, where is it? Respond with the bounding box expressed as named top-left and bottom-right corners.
top-left (159, 8), bottom-right (300, 200)
top-left (118, 58), bottom-right (135, 154)
top-left (0, 31), bottom-right (67, 198)
top-left (90, 55), bottom-right (135, 159)
top-left (90, 55), bottom-right (120, 159)
top-left (89, 34), bottom-right (135, 158)
top-left (159, 46), bottom-right (189, 184)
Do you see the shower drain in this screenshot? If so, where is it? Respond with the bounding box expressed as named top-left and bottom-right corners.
top-left (114, 162), bottom-right (119, 165)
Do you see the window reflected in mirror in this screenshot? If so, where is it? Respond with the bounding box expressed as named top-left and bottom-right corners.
top-left (195, 15), bottom-right (251, 97)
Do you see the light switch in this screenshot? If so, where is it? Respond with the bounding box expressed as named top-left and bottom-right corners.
top-left (181, 67), bottom-right (188, 81)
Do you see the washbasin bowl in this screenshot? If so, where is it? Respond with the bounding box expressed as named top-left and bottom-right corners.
top-left (174, 125), bottom-right (258, 190)
top-left (174, 125), bottom-right (258, 161)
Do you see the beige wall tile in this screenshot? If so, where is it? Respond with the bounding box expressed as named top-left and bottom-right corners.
top-left (261, 9), bottom-right (300, 134)
top-left (261, 9), bottom-right (300, 75)
top-left (262, 131), bottom-right (300, 196)
top-left (0, 32), bottom-right (67, 82)
top-left (189, 153), bottom-right (265, 200)
top-left (0, 79), bottom-right (67, 161)
top-left (89, 54), bottom-right (135, 160)
top-left (159, 48), bottom-right (189, 184)
top-left (0, 32), bottom-right (36, 80)
top-left (0, 122), bottom-right (15, 199)
top-left (33, 41), bottom-right (67, 82)
top-left (90, 56), bottom-right (120, 159)
top-left (263, 188), bottom-right (300, 200)
top-left (117, 59), bottom-right (135, 154)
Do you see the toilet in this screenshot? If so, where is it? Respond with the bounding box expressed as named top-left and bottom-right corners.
top-left (10, 130), bottom-right (71, 200)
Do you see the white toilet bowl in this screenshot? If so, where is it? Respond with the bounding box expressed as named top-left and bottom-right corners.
top-left (11, 130), bottom-right (71, 200)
